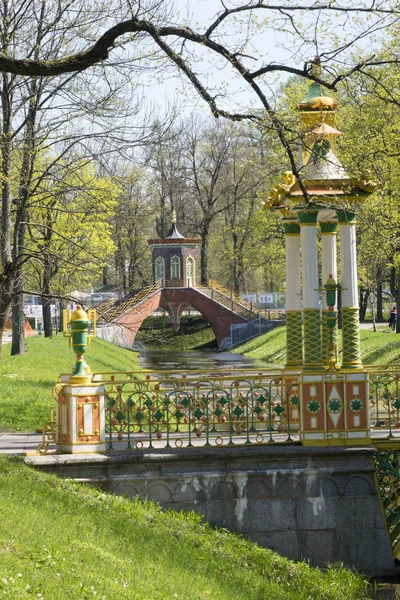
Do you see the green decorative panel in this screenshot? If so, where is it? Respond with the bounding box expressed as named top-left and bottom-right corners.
top-left (286, 311), bottom-right (303, 367)
top-left (342, 307), bottom-right (362, 368)
top-left (337, 210), bottom-right (356, 224)
top-left (320, 221), bottom-right (338, 234)
top-left (298, 209), bottom-right (319, 224)
top-left (303, 308), bottom-right (323, 369)
top-left (283, 221), bottom-right (300, 235)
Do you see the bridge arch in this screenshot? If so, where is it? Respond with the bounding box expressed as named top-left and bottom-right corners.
top-left (111, 287), bottom-right (246, 348)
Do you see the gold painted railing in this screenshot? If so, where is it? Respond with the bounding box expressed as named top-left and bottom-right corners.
top-left (207, 279), bottom-right (254, 312)
top-left (85, 368), bottom-right (299, 450)
top-left (96, 280), bottom-right (163, 322)
top-left (47, 365), bottom-right (400, 453)
top-left (369, 370), bottom-right (400, 441)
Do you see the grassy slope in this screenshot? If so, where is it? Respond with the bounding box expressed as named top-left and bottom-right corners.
top-left (0, 456), bottom-right (369, 600)
top-left (0, 335), bottom-right (140, 432)
top-left (234, 324), bottom-right (400, 365)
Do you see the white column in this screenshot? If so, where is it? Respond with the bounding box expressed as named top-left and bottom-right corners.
top-left (284, 220), bottom-right (303, 368)
top-left (338, 210), bottom-right (362, 369)
top-left (321, 224), bottom-right (338, 310)
top-left (320, 220), bottom-right (338, 368)
top-left (339, 217), bottom-right (359, 309)
top-left (300, 221), bottom-right (319, 310)
top-left (299, 209), bottom-right (323, 370)
top-left (286, 233), bottom-right (301, 311)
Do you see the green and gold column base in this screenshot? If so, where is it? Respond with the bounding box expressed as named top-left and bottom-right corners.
top-left (302, 308), bottom-right (324, 371)
top-left (342, 307), bottom-right (362, 369)
top-left (69, 355), bottom-right (92, 385)
top-left (285, 310), bottom-right (303, 368)
top-left (322, 310), bottom-right (339, 369)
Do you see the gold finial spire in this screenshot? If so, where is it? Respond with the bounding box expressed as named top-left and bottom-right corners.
top-left (171, 209), bottom-right (177, 224)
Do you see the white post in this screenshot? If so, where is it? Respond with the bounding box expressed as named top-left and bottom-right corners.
top-left (320, 220), bottom-right (338, 367)
top-left (338, 210), bottom-right (362, 369)
top-left (299, 210), bottom-right (323, 370)
top-left (283, 220), bottom-right (303, 368)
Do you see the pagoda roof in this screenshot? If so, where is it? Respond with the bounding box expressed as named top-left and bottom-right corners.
top-left (300, 82), bottom-right (325, 104)
top-left (148, 213), bottom-right (200, 245)
top-left (297, 81), bottom-right (337, 111)
top-left (302, 147), bottom-right (349, 181)
top-left (310, 123), bottom-right (342, 136)
top-left (164, 222), bottom-right (185, 239)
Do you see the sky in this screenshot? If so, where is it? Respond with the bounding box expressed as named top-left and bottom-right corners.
top-left (132, 0), bottom-right (388, 120)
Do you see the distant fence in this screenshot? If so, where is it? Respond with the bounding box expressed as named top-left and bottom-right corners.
top-left (220, 316), bottom-right (285, 350)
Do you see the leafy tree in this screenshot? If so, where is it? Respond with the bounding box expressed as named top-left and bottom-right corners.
top-left (26, 161), bottom-right (116, 335)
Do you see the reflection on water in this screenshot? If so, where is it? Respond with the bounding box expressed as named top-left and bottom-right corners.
top-left (137, 349), bottom-right (267, 371)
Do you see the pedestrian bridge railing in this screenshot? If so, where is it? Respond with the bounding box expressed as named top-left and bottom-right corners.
top-left (101, 369), bottom-right (298, 450)
top-left (39, 365), bottom-right (400, 454)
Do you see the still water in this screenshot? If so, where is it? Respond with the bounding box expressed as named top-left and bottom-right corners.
top-left (136, 348), bottom-right (267, 371)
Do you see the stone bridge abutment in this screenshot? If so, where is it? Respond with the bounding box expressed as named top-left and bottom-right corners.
top-left (28, 444), bottom-right (395, 576)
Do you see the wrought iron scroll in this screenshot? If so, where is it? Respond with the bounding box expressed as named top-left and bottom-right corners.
top-left (373, 449), bottom-right (400, 555)
top-left (104, 372), bottom-right (298, 450)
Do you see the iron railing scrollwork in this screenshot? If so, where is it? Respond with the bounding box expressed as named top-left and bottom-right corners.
top-left (373, 449), bottom-right (400, 555)
top-left (103, 371), bottom-right (298, 450)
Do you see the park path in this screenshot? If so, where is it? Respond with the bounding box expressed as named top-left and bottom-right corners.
top-left (0, 432), bottom-right (45, 454)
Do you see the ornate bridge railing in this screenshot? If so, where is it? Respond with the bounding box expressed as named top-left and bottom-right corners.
top-left (367, 369), bottom-right (400, 556)
top-left (373, 448), bottom-right (400, 556)
top-left (94, 368), bottom-right (300, 450)
top-left (369, 369), bottom-right (400, 437)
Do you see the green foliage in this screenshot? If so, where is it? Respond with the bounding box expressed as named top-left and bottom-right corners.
top-left (27, 160), bottom-right (117, 297)
top-left (0, 336), bottom-right (139, 432)
top-left (136, 315), bottom-right (216, 350)
top-left (0, 456), bottom-right (369, 600)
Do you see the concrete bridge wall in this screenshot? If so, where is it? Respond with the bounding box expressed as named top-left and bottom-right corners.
top-left (28, 444), bottom-right (395, 576)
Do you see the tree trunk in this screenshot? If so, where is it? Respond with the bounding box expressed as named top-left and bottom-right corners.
top-left (0, 66), bottom-right (14, 355)
top-left (376, 265), bottom-right (383, 320)
top-left (200, 232), bottom-right (209, 285)
top-left (11, 269), bottom-right (25, 355)
top-left (389, 266), bottom-right (400, 334)
top-left (397, 269), bottom-right (400, 334)
top-left (42, 299), bottom-right (52, 337)
top-left (359, 287), bottom-right (368, 322)
top-left (0, 276), bottom-right (13, 359)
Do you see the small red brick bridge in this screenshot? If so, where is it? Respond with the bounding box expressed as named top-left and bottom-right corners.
top-left (96, 279), bottom-right (282, 349)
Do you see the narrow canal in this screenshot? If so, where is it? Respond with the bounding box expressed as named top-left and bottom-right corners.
top-left (136, 348), bottom-right (266, 371)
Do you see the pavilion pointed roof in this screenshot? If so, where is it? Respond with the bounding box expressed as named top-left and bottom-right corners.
top-left (302, 146), bottom-right (349, 181)
top-left (147, 211), bottom-right (200, 245)
top-left (263, 57), bottom-right (377, 212)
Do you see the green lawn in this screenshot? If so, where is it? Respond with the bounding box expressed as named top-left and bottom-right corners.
top-left (0, 335), bottom-right (140, 432)
top-left (0, 455), bottom-right (370, 600)
top-left (234, 324), bottom-right (400, 366)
